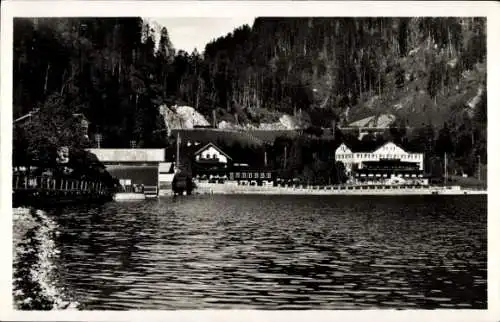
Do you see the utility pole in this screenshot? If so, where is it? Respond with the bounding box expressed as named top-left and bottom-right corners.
top-left (444, 152), bottom-right (447, 184)
top-left (478, 155), bottom-right (481, 181)
top-left (176, 132), bottom-right (180, 170)
top-left (95, 133), bottom-right (102, 149)
top-left (284, 146), bottom-right (287, 169)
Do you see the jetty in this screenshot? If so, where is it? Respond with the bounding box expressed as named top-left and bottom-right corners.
top-left (12, 175), bottom-right (113, 207)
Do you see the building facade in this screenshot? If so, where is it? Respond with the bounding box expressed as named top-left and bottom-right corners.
top-left (335, 142), bottom-right (426, 184)
top-left (335, 142), bottom-right (424, 174)
top-left (194, 143), bottom-right (232, 165)
top-left (353, 160), bottom-right (426, 184)
top-left (192, 143), bottom-right (275, 185)
top-left (87, 148), bottom-right (165, 195)
top-left (192, 143), bottom-right (233, 181)
top-left (229, 168), bottom-right (275, 186)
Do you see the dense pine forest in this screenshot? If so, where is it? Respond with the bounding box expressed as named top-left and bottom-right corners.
top-left (13, 17), bottom-right (487, 182)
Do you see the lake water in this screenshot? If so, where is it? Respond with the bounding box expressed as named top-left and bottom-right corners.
top-left (47, 195), bottom-right (486, 309)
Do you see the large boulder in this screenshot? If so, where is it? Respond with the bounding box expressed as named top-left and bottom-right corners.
top-left (159, 105), bottom-right (210, 131)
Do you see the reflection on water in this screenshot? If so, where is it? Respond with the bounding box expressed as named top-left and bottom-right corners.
top-left (50, 195), bottom-right (486, 309)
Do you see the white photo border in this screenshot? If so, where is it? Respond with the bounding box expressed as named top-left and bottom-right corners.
top-left (1, 1), bottom-right (499, 321)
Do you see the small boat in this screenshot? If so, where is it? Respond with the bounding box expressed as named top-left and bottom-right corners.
top-left (172, 171), bottom-right (194, 196)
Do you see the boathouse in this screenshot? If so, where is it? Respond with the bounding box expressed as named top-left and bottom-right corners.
top-left (87, 148), bottom-right (165, 195)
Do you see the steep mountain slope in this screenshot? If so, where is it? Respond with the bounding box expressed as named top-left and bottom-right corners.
top-left (199, 17), bottom-right (485, 130)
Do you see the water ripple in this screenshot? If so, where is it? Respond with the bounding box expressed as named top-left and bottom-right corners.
top-left (48, 195), bottom-right (486, 309)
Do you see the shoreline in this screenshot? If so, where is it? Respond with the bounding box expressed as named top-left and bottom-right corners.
top-left (13, 207), bottom-right (80, 310)
top-left (189, 183), bottom-right (487, 196)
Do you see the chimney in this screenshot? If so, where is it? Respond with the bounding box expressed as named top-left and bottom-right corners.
top-left (212, 110), bottom-right (216, 128)
top-left (331, 119), bottom-right (336, 138)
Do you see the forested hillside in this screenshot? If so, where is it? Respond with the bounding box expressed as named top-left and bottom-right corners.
top-left (13, 17), bottom-right (487, 179)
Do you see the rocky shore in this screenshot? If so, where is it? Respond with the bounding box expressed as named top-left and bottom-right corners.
top-left (13, 207), bottom-right (80, 310)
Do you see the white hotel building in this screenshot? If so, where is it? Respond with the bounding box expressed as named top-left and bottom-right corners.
top-left (335, 142), bottom-right (425, 180)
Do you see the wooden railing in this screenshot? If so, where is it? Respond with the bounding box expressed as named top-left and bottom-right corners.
top-left (13, 175), bottom-right (111, 196)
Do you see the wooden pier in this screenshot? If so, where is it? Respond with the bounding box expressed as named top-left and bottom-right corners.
top-left (12, 175), bottom-right (113, 207)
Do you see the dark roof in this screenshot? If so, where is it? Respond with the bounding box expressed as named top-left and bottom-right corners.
top-left (230, 167), bottom-right (275, 172)
top-left (349, 141), bottom-right (383, 153)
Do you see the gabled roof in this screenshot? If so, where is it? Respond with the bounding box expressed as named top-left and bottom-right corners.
top-left (372, 141), bottom-right (408, 155)
top-left (339, 141), bottom-right (421, 154)
top-left (338, 140), bottom-right (381, 153)
top-left (194, 142), bottom-right (233, 160)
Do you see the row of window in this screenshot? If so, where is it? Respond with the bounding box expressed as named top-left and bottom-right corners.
top-left (337, 153), bottom-right (421, 160)
top-left (354, 173), bottom-right (423, 178)
top-left (232, 172), bottom-right (272, 179)
top-left (200, 154), bottom-right (220, 160)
